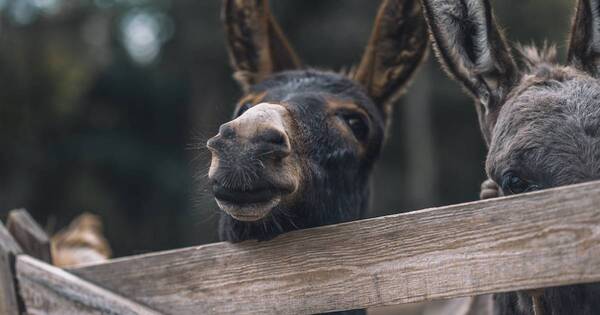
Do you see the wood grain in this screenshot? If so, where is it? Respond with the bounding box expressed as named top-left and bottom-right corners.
top-left (71, 180), bottom-right (600, 314)
top-left (16, 255), bottom-right (162, 315)
top-left (7, 209), bottom-right (52, 263)
top-left (0, 221), bottom-right (23, 315)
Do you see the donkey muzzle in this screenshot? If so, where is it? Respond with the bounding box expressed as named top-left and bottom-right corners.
top-left (207, 103), bottom-right (297, 221)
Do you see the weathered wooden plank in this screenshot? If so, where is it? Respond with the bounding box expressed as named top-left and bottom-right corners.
top-left (7, 209), bottom-right (52, 263)
top-left (16, 255), bottom-right (162, 315)
top-left (0, 221), bottom-right (23, 315)
top-left (72, 180), bottom-right (600, 314)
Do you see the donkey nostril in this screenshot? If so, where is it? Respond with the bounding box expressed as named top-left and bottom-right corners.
top-left (218, 124), bottom-right (236, 139)
top-left (206, 137), bottom-right (216, 150)
top-left (260, 129), bottom-right (286, 146)
top-left (206, 135), bottom-right (226, 152)
top-left (255, 129), bottom-right (290, 158)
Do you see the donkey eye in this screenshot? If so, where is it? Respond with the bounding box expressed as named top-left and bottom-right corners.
top-left (342, 114), bottom-right (369, 142)
top-left (501, 171), bottom-right (539, 195)
top-left (236, 102), bottom-right (253, 117)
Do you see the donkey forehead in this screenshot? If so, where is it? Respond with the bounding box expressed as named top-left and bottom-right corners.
top-left (497, 76), bottom-right (600, 135)
top-left (488, 76), bottom-right (600, 181)
top-left (250, 70), bottom-right (380, 117)
top-left (252, 70), bottom-right (364, 95)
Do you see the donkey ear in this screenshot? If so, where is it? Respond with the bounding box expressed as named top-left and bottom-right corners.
top-left (222, 0), bottom-right (302, 91)
top-left (353, 0), bottom-right (428, 117)
top-left (568, 0), bottom-right (600, 76)
top-left (421, 0), bottom-right (518, 142)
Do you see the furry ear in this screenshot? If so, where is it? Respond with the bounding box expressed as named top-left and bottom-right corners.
top-left (353, 0), bottom-right (428, 119)
top-left (222, 0), bottom-right (301, 91)
top-left (421, 0), bottom-right (518, 143)
top-left (568, 0), bottom-right (600, 76)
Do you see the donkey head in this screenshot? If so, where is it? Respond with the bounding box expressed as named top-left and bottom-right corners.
top-left (422, 0), bottom-right (600, 196)
top-left (423, 0), bottom-right (600, 312)
top-left (208, 0), bottom-right (427, 241)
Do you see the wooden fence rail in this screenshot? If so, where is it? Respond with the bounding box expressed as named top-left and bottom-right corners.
top-left (17, 255), bottom-right (161, 315)
top-left (3, 180), bottom-right (600, 314)
top-left (68, 180), bottom-right (600, 314)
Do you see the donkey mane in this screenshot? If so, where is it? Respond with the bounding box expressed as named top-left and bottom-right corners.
top-left (515, 43), bottom-right (558, 72)
top-left (504, 43), bottom-right (593, 106)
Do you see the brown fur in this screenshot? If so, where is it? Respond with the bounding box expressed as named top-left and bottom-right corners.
top-left (212, 3), bottom-right (428, 313)
top-left (51, 213), bottom-right (111, 268)
top-left (353, 0), bottom-right (429, 121)
top-left (325, 98), bottom-right (373, 156)
top-left (235, 91), bottom-right (267, 110)
top-left (222, 0), bottom-right (302, 92)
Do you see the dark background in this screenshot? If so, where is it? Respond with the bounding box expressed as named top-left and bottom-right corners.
top-left (0, 0), bottom-right (572, 257)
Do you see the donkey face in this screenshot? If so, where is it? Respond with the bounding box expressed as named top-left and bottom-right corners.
top-left (208, 71), bottom-right (385, 222)
top-left (422, 0), bottom-right (600, 195)
top-left (488, 71), bottom-right (600, 192)
top-left (208, 0), bottom-right (427, 241)
top-left (423, 0), bottom-right (600, 313)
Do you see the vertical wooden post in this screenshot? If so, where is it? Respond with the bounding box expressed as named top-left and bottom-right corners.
top-left (0, 221), bottom-right (23, 315)
top-left (7, 209), bottom-right (52, 263)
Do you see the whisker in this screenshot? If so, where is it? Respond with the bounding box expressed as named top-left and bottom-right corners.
top-left (272, 215), bottom-right (283, 233)
top-left (256, 150), bottom-right (275, 157)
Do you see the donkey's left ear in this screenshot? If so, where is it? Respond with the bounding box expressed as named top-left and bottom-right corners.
top-left (568, 0), bottom-right (600, 76)
top-left (222, 0), bottom-right (302, 92)
top-left (353, 0), bottom-right (428, 118)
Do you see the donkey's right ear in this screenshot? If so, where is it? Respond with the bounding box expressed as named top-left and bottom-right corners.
top-left (222, 0), bottom-right (301, 92)
top-left (353, 0), bottom-right (429, 119)
top-left (568, 0), bottom-right (600, 76)
top-left (421, 0), bottom-right (518, 141)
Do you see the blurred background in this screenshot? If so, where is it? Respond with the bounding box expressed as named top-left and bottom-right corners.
top-left (0, 0), bottom-right (573, 257)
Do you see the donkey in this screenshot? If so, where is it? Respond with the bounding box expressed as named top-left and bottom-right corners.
top-left (422, 0), bottom-right (600, 314)
top-left (210, 3), bottom-right (426, 311)
top-left (207, 0), bottom-right (427, 246)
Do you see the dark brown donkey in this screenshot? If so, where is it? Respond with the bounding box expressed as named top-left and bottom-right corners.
top-left (209, 0), bottom-right (427, 245)
top-left (209, 1), bottom-right (426, 310)
top-left (422, 0), bottom-right (600, 314)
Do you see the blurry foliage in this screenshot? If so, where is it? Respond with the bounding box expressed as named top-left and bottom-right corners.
top-left (0, 0), bottom-right (574, 256)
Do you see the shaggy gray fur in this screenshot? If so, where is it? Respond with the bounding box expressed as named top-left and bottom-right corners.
top-left (423, 0), bottom-right (600, 314)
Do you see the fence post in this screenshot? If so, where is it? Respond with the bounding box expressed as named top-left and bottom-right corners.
top-left (7, 209), bottom-right (52, 263)
top-left (0, 220), bottom-right (23, 315)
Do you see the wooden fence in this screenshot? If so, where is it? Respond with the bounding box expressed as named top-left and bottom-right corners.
top-left (2, 180), bottom-right (600, 314)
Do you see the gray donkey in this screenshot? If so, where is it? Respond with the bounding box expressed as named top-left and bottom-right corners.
top-left (421, 0), bottom-right (600, 314)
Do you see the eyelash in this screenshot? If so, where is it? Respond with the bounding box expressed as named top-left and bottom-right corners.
top-left (339, 113), bottom-right (369, 142)
top-left (500, 171), bottom-right (540, 195)
top-left (236, 102), bottom-right (252, 117)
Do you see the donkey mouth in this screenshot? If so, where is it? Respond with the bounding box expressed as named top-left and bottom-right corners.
top-left (212, 183), bottom-right (280, 204)
top-left (215, 198), bottom-right (281, 221)
top-left (212, 182), bottom-right (291, 221)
